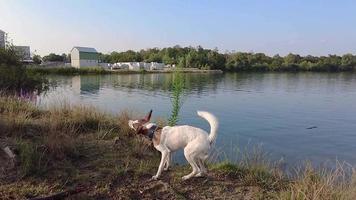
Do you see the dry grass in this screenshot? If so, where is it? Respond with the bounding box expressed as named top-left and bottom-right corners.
top-left (210, 152), bottom-right (356, 200)
top-left (210, 145), bottom-right (287, 193)
top-left (0, 95), bottom-right (131, 179)
top-left (278, 162), bottom-right (356, 200)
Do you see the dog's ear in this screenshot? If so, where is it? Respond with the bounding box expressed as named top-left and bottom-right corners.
top-left (137, 110), bottom-right (152, 124)
top-left (143, 110), bottom-right (152, 123)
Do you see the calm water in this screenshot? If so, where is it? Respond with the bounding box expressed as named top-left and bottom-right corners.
top-left (39, 73), bottom-right (356, 167)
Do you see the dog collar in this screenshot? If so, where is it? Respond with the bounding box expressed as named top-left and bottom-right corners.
top-left (147, 125), bottom-right (158, 140)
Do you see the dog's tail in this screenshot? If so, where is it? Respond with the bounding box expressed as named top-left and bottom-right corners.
top-left (197, 111), bottom-right (219, 145)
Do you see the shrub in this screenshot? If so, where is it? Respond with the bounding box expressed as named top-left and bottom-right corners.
top-left (0, 47), bottom-right (48, 94)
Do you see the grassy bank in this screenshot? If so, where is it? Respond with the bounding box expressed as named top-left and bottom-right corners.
top-left (1, 96), bottom-right (355, 199)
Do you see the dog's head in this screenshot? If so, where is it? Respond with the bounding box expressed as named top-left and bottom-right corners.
top-left (128, 110), bottom-right (154, 135)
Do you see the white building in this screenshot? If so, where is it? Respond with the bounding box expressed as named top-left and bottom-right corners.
top-left (128, 62), bottom-right (141, 70)
top-left (112, 62), bottom-right (129, 69)
top-left (99, 63), bottom-right (111, 68)
top-left (14, 46), bottom-right (31, 61)
top-left (150, 62), bottom-right (165, 70)
top-left (70, 47), bottom-right (99, 68)
top-left (143, 62), bottom-right (151, 70)
top-left (110, 61), bottom-right (166, 70)
top-left (0, 29), bottom-right (5, 48)
top-left (113, 62), bottom-right (142, 70)
top-left (111, 62), bottom-right (135, 70)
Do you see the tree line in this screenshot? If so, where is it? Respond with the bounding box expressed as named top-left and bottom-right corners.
top-left (98, 46), bottom-right (356, 72)
top-left (41, 45), bottom-right (356, 72)
top-left (38, 53), bottom-right (71, 63)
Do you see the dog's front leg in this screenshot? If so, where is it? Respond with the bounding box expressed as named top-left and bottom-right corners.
top-left (152, 150), bottom-right (168, 180)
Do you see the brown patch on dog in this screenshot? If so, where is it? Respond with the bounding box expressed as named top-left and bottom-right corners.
top-left (135, 126), bottom-right (162, 147)
top-left (136, 126), bottom-right (147, 135)
top-left (152, 128), bottom-right (162, 147)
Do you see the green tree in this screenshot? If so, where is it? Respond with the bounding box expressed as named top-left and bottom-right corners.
top-left (284, 53), bottom-right (301, 65)
top-left (42, 53), bottom-right (65, 62)
top-left (32, 55), bottom-right (42, 64)
top-left (341, 54), bottom-right (356, 66)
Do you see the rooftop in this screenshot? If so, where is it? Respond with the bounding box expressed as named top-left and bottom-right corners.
top-left (72, 46), bottom-right (97, 53)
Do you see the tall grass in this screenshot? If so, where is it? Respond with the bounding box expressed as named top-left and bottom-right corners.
top-left (211, 145), bottom-right (286, 192)
top-left (0, 95), bottom-right (127, 177)
top-left (210, 145), bottom-right (356, 199)
top-left (278, 162), bottom-right (356, 200)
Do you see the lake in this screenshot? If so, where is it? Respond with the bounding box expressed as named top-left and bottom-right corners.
top-left (39, 72), bottom-right (356, 167)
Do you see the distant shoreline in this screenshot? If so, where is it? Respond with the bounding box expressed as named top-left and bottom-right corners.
top-left (26, 65), bottom-right (356, 76)
top-left (26, 66), bottom-right (224, 75)
top-left (110, 68), bottom-right (224, 74)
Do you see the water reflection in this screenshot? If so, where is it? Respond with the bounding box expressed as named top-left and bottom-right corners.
top-left (71, 75), bottom-right (101, 95)
top-left (62, 73), bottom-right (225, 96)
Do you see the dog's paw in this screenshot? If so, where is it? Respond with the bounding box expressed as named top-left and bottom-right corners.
top-left (181, 175), bottom-right (190, 181)
top-left (151, 175), bottom-right (159, 180)
top-left (194, 172), bottom-right (205, 177)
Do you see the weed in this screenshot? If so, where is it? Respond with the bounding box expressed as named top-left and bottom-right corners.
top-left (168, 69), bottom-right (186, 126)
top-left (16, 140), bottom-right (43, 177)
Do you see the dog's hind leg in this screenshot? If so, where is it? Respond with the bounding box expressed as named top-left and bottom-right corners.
top-left (182, 148), bottom-right (199, 180)
top-left (195, 158), bottom-right (207, 177)
top-left (164, 152), bottom-right (171, 171)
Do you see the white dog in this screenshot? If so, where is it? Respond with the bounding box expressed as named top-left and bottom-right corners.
top-left (128, 110), bottom-right (218, 180)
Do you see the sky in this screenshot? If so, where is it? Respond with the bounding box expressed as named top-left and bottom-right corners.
top-left (0, 0), bottom-right (355, 56)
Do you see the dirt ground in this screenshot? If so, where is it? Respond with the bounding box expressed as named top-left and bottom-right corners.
top-left (0, 138), bottom-right (274, 200)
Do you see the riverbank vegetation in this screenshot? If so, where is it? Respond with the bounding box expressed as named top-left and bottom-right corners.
top-left (98, 46), bottom-right (356, 72)
top-left (1, 96), bottom-right (356, 199)
top-left (26, 66), bottom-right (111, 75)
top-left (0, 47), bottom-right (48, 94)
